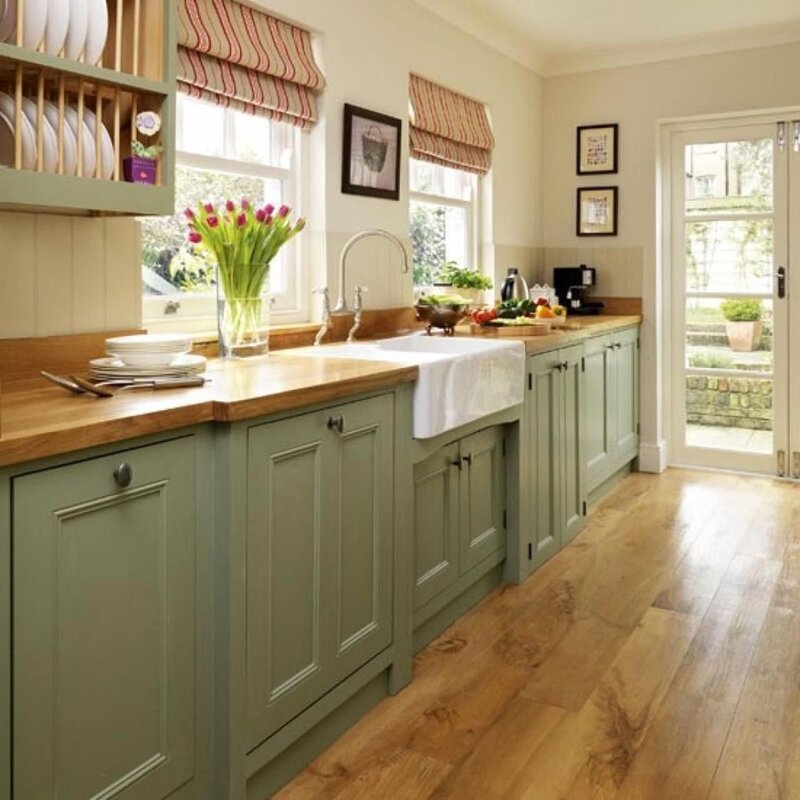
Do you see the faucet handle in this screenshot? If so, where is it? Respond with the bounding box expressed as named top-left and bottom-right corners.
top-left (353, 285), bottom-right (368, 311)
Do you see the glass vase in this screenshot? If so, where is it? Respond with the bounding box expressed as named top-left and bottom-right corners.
top-left (217, 273), bottom-right (271, 359)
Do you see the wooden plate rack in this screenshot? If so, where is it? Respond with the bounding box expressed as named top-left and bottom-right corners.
top-left (0, 0), bottom-right (174, 214)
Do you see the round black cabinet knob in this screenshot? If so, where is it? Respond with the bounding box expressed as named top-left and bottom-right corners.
top-left (113, 463), bottom-right (133, 488)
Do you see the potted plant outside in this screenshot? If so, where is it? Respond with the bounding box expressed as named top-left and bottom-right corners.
top-left (434, 261), bottom-right (493, 306)
top-left (720, 298), bottom-right (763, 352)
top-left (123, 140), bottom-right (163, 185)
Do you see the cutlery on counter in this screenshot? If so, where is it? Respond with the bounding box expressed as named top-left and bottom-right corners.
top-left (42, 371), bottom-right (208, 396)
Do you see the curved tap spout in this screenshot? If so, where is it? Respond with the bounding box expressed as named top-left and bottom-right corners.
top-left (332, 229), bottom-right (410, 314)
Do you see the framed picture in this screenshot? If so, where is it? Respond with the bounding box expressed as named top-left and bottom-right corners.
top-left (577, 123), bottom-right (618, 175)
top-left (577, 186), bottom-right (618, 236)
top-left (341, 103), bottom-right (402, 200)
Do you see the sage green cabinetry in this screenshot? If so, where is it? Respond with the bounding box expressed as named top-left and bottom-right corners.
top-left (11, 434), bottom-right (206, 800)
top-left (413, 426), bottom-right (506, 610)
top-left (583, 327), bottom-right (640, 493)
top-left (526, 345), bottom-right (586, 567)
top-left (245, 394), bottom-right (394, 751)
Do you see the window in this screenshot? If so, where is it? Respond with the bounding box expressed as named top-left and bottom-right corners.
top-left (409, 159), bottom-right (478, 287)
top-left (142, 94), bottom-right (306, 331)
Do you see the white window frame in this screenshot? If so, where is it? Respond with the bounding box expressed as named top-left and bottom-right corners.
top-left (143, 99), bottom-right (309, 333)
top-left (409, 158), bottom-right (480, 281)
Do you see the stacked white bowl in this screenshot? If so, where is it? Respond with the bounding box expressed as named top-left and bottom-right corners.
top-left (105, 333), bottom-right (193, 369)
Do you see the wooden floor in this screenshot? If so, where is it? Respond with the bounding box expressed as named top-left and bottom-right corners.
top-left (276, 468), bottom-right (800, 799)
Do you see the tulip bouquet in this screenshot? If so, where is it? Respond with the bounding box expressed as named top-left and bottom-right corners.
top-left (185, 199), bottom-right (305, 356)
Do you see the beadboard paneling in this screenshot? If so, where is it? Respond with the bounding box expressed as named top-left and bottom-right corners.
top-left (0, 213), bottom-right (141, 339)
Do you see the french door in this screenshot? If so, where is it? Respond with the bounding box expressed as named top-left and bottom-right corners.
top-left (670, 116), bottom-right (800, 476)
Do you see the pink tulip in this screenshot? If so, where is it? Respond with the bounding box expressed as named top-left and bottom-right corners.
top-left (203, 202), bottom-right (214, 214)
top-left (294, 217), bottom-right (306, 232)
top-left (183, 207), bottom-right (195, 220)
top-left (237, 213), bottom-right (247, 227)
top-left (278, 204), bottom-right (290, 218)
top-left (207, 215), bottom-right (219, 228)
top-left (256, 208), bottom-right (266, 223)
top-left (241, 198), bottom-right (251, 210)
top-left (264, 204), bottom-right (275, 216)
top-left (226, 200), bottom-right (236, 213)
top-left (188, 231), bottom-right (202, 244)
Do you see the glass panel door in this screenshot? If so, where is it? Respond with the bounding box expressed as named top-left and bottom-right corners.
top-left (671, 123), bottom-right (789, 474)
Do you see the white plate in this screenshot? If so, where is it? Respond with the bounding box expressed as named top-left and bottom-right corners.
top-left (0, 94), bottom-right (35, 169)
top-left (81, 105), bottom-right (114, 179)
top-left (42, 100), bottom-right (78, 175)
top-left (19, 96), bottom-right (58, 173)
top-left (0, 110), bottom-right (15, 168)
top-left (64, 0), bottom-right (88, 60)
top-left (83, 0), bottom-right (108, 64)
top-left (1, 0), bottom-right (47, 48)
top-left (63, 105), bottom-right (96, 178)
top-left (106, 333), bottom-right (194, 348)
top-left (90, 354), bottom-right (207, 378)
top-left (44, 0), bottom-right (69, 54)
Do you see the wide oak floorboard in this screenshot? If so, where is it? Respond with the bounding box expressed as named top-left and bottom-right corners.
top-left (275, 469), bottom-right (800, 799)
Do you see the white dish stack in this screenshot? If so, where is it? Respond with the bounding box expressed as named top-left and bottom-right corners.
top-left (91, 334), bottom-right (207, 380)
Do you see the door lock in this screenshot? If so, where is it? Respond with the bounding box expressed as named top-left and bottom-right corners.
top-left (777, 266), bottom-right (786, 299)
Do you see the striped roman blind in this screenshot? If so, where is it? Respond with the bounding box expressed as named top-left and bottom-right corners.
top-left (177, 0), bottom-right (325, 129)
top-left (409, 74), bottom-right (494, 175)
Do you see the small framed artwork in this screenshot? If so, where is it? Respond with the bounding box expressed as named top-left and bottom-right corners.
top-left (577, 186), bottom-right (618, 236)
top-left (577, 123), bottom-right (618, 175)
top-left (342, 103), bottom-right (402, 200)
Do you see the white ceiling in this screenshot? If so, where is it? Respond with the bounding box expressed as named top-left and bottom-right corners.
top-left (415, 0), bottom-right (800, 74)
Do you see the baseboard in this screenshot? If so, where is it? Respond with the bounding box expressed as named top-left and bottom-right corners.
top-left (639, 439), bottom-right (668, 473)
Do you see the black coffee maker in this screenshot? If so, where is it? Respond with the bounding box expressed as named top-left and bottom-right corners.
top-left (553, 265), bottom-right (604, 316)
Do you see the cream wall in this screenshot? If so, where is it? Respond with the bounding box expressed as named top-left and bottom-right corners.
top-left (541, 42), bottom-right (800, 469)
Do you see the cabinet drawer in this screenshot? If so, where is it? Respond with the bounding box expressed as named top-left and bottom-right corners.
top-left (12, 436), bottom-right (199, 800)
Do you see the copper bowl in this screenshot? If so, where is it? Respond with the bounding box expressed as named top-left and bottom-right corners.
top-left (414, 303), bottom-right (470, 335)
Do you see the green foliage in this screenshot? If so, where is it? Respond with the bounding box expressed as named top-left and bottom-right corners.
top-left (720, 298), bottom-right (762, 322)
top-left (436, 261), bottom-right (492, 290)
top-left (131, 140), bottom-right (163, 159)
top-left (410, 202), bottom-right (445, 286)
top-left (688, 352), bottom-right (736, 369)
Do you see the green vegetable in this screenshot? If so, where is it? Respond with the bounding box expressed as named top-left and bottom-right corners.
top-left (436, 261), bottom-right (493, 290)
top-left (417, 293), bottom-right (470, 307)
top-left (496, 298), bottom-right (535, 318)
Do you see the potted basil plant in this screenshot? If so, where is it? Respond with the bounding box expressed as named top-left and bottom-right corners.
top-left (434, 261), bottom-right (493, 306)
top-left (720, 298), bottom-right (763, 352)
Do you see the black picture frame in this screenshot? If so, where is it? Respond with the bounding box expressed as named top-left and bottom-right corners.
top-left (341, 103), bottom-right (402, 200)
top-left (576, 123), bottom-right (618, 175)
top-left (577, 186), bottom-right (618, 237)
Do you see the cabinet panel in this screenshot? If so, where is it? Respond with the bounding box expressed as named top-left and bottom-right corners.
top-left (247, 415), bottom-right (329, 748)
top-left (460, 427), bottom-right (506, 571)
top-left (13, 437), bottom-right (197, 800)
top-left (614, 328), bottom-right (640, 460)
top-left (331, 395), bottom-right (394, 683)
top-left (413, 444), bottom-right (460, 609)
top-left (583, 334), bottom-right (615, 491)
top-left (528, 351), bottom-right (562, 565)
top-left (560, 346), bottom-right (586, 545)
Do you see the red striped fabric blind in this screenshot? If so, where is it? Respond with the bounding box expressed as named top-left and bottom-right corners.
top-left (409, 75), bottom-right (494, 175)
top-left (177, 0), bottom-right (325, 129)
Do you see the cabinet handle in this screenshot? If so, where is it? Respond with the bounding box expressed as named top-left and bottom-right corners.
top-left (113, 463), bottom-right (133, 488)
top-left (327, 415), bottom-right (345, 434)
top-left (562, 361), bottom-right (569, 370)
top-left (451, 457), bottom-right (462, 470)
top-left (615, 343), bottom-right (622, 349)
top-left (462, 453), bottom-right (473, 466)
top-left (606, 344), bottom-right (614, 350)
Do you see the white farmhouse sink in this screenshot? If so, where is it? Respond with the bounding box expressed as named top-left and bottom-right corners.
top-left (300, 334), bottom-right (525, 439)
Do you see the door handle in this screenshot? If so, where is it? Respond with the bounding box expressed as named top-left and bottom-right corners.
top-left (777, 266), bottom-right (786, 299)
top-left (327, 415), bottom-right (345, 434)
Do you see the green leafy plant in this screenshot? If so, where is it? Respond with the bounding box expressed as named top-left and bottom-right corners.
top-left (436, 262), bottom-right (493, 290)
top-left (131, 140), bottom-right (164, 159)
top-left (688, 352), bottom-right (736, 369)
top-left (720, 298), bottom-right (762, 322)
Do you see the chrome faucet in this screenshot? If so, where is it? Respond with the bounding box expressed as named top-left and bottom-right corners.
top-left (314, 228), bottom-right (410, 345)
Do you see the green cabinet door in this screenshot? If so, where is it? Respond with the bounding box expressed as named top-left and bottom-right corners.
top-left (246, 395), bottom-right (394, 749)
top-left (560, 345), bottom-right (586, 545)
top-left (527, 351), bottom-right (562, 566)
top-left (613, 328), bottom-right (640, 463)
top-left (413, 443), bottom-right (461, 609)
top-left (13, 437), bottom-right (199, 800)
top-left (583, 334), bottom-right (615, 492)
top-left (459, 426), bottom-right (506, 571)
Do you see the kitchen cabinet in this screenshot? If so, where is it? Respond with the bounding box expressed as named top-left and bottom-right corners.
top-left (245, 394), bottom-right (395, 750)
top-left (12, 435), bottom-right (204, 800)
top-left (526, 344), bottom-right (586, 567)
top-left (413, 426), bottom-right (506, 610)
top-left (583, 327), bottom-right (640, 492)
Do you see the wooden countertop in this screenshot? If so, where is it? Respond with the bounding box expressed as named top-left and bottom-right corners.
top-left (459, 314), bottom-right (642, 353)
top-left (0, 353), bottom-right (418, 469)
